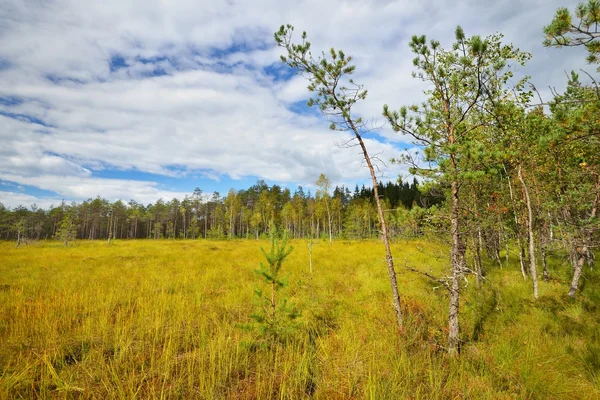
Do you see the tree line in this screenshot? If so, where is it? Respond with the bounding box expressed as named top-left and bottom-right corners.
top-left (0, 178), bottom-right (428, 243)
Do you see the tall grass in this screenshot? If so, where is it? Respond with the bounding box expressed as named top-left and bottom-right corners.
top-left (0, 239), bottom-right (598, 399)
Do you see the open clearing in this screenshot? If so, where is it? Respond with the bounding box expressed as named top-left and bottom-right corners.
top-left (1, 239), bottom-right (599, 399)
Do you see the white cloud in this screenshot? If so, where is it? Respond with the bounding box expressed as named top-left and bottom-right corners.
top-left (0, 0), bottom-right (591, 206)
top-left (0, 191), bottom-right (62, 210)
top-left (0, 173), bottom-right (191, 206)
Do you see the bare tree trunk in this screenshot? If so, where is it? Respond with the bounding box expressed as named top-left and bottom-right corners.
top-left (569, 244), bottom-right (587, 299)
top-left (348, 120), bottom-right (403, 331)
top-left (449, 179), bottom-right (461, 356)
top-left (518, 165), bottom-right (538, 299)
top-left (326, 201), bottom-right (332, 244)
top-left (540, 222), bottom-right (549, 281)
top-left (474, 229), bottom-right (483, 286)
top-left (505, 167), bottom-right (528, 280)
top-left (542, 240), bottom-right (549, 281)
top-left (520, 247), bottom-right (528, 279)
top-left (107, 216), bottom-right (112, 244)
top-left (229, 208), bottom-right (234, 239)
top-left (308, 239), bottom-right (313, 274)
top-left (204, 207), bottom-right (208, 239)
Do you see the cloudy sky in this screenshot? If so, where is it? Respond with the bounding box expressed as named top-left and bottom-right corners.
top-left (0, 0), bottom-right (588, 208)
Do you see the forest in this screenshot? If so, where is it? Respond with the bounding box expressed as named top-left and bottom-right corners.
top-left (0, 179), bottom-right (426, 242)
top-left (1, 1), bottom-right (600, 398)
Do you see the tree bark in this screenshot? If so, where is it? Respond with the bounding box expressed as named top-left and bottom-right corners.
top-left (569, 244), bottom-right (587, 299)
top-left (448, 179), bottom-right (461, 356)
top-left (308, 239), bottom-right (313, 274)
top-left (505, 167), bottom-right (528, 280)
top-left (475, 229), bottom-right (483, 285)
top-left (324, 198), bottom-right (332, 244)
top-left (518, 165), bottom-right (538, 299)
top-left (541, 240), bottom-right (549, 281)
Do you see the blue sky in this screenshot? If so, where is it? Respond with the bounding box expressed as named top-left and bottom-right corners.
top-left (0, 0), bottom-right (588, 209)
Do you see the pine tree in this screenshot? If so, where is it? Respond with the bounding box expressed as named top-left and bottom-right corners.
top-left (544, 1), bottom-right (600, 69)
top-left (250, 230), bottom-right (299, 341)
top-left (55, 215), bottom-right (77, 246)
top-left (275, 25), bottom-right (404, 330)
top-left (384, 27), bottom-right (531, 355)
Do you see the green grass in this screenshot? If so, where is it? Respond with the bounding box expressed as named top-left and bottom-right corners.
top-left (0, 239), bottom-right (599, 399)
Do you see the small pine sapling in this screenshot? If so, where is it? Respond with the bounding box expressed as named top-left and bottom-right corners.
top-left (250, 230), bottom-right (300, 342)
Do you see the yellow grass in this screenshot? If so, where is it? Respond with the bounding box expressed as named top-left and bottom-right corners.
top-left (0, 239), bottom-right (599, 399)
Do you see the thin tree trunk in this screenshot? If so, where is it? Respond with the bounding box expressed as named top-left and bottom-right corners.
top-left (316, 220), bottom-right (320, 240)
top-left (540, 222), bottom-right (549, 281)
top-left (569, 244), bottom-right (587, 299)
top-left (542, 240), bottom-right (549, 281)
top-left (229, 208), bottom-right (234, 239)
top-left (308, 239), bottom-right (313, 274)
top-left (518, 165), bottom-right (538, 299)
top-left (475, 229), bottom-right (483, 285)
top-left (348, 119), bottom-right (403, 330)
top-left (505, 167), bottom-right (528, 280)
top-left (107, 216), bottom-right (112, 244)
top-left (326, 201), bottom-right (332, 244)
top-left (448, 179), bottom-right (461, 356)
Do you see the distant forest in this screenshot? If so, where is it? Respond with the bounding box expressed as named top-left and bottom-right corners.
top-left (0, 178), bottom-right (437, 241)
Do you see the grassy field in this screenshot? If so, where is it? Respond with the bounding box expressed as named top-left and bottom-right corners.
top-left (0, 239), bottom-right (599, 399)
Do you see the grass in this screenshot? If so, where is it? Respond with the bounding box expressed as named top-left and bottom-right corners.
top-left (0, 238), bottom-right (599, 399)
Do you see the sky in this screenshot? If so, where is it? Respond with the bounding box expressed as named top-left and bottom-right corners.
top-left (0, 0), bottom-right (589, 209)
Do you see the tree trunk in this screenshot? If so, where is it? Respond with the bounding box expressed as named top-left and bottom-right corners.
top-left (474, 229), bottom-right (483, 286)
top-left (542, 240), bottom-right (549, 281)
top-left (518, 165), bottom-right (538, 299)
top-left (541, 222), bottom-right (549, 281)
top-left (229, 208), bottom-right (234, 239)
top-left (569, 244), bottom-right (587, 299)
top-left (520, 247), bottom-right (528, 279)
top-left (107, 216), bottom-right (112, 244)
top-left (308, 239), bottom-right (313, 274)
top-left (448, 179), bottom-right (461, 356)
top-left (505, 167), bottom-right (528, 280)
top-left (326, 203), bottom-right (332, 244)
top-left (204, 208), bottom-right (208, 239)
top-left (348, 119), bottom-right (403, 331)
